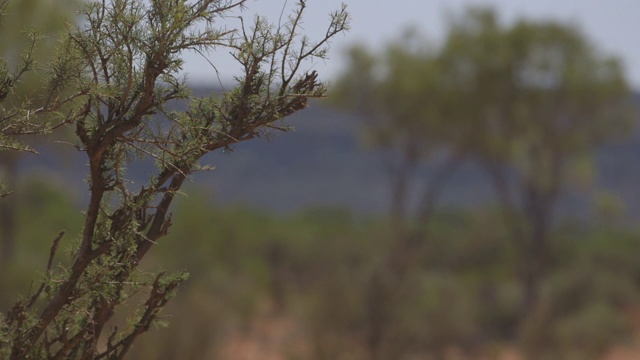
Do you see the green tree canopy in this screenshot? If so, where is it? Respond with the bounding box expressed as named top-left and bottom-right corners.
top-left (438, 10), bottom-right (633, 337)
top-left (331, 7), bottom-right (634, 356)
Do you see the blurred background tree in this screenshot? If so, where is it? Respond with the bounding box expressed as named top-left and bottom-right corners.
top-left (437, 9), bottom-right (633, 352)
top-left (331, 31), bottom-right (477, 358)
top-left (0, 0), bottom-right (82, 262)
top-left (331, 6), bottom-right (635, 359)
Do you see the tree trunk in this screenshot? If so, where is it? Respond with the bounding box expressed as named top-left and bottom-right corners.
top-left (0, 151), bottom-right (18, 263)
top-left (389, 144), bottom-right (418, 227)
top-left (518, 183), bottom-right (557, 360)
top-left (415, 151), bottom-right (465, 223)
top-left (365, 270), bottom-right (391, 360)
top-left (520, 184), bottom-right (553, 315)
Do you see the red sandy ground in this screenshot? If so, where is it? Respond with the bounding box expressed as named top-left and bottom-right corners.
top-left (219, 312), bottom-right (640, 360)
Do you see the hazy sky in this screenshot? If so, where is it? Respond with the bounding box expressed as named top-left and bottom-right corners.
top-left (181, 0), bottom-right (640, 88)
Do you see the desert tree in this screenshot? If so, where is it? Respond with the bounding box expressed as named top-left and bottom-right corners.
top-left (438, 8), bottom-right (634, 351)
top-left (331, 7), bottom-right (633, 358)
top-left (331, 31), bottom-right (473, 359)
top-left (332, 32), bottom-right (471, 229)
top-left (0, 0), bottom-right (349, 358)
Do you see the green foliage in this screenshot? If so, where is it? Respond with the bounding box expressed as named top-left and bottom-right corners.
top-left (2, 2), bottom-right (638, 359)
top-left (0, 0), bottom-right (81, 148)
top-left (118, 188), bottom-right (640, 359)
top-left (0, 178), bottom-right (80, 309)
top-left (331, 8), bottom-right (635, 358)
top-left (0, 0), bottom-right (349, 358)
top-left (3, 177), bottom-right (640, 359)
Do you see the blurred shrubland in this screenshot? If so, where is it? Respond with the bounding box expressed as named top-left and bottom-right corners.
top-left (2, 3), bottom-right (640, 360)
top-left (5, 181), bottom-right (640, 359)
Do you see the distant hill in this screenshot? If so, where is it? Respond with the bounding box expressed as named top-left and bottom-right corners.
top-left (18, 89), bottom-right (640, 219)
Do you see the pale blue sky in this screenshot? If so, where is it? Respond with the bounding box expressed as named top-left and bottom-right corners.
top-left (181, 0), bottom-right (640, 88)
